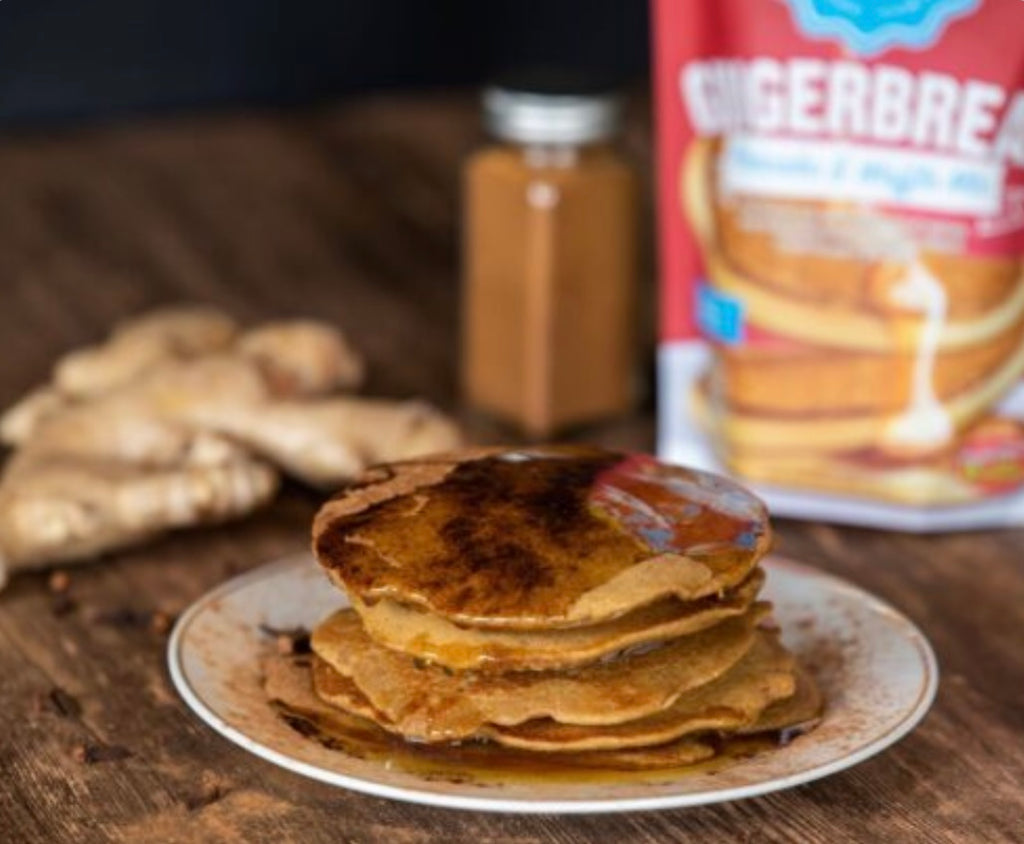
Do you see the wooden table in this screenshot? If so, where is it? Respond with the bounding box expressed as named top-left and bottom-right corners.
top-left (0, 96), bottom-right (1020, 844)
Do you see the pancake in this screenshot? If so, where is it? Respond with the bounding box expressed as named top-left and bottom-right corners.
top-left (279, 446), bottom-right (823, 775)
top-left (683, 137), bottom-right (1024, 354)
top-left (706, 252), bottom-right (1024, 354)
top-left (352, 568), bottom-right (765, 672)
top-left (723, 449), bottom-right (981, 505)
top-left (714, 195), bottom-right (1022, 325)
top-left (309, 629), bottom-right (796, 753)
top-left (310, 655), bottom-right (393, 723)
top-left (740, 665), bottom-right (823, 736)
top-left (265, 653), bottom-right (717, 770)
top-left (692, 339), bottom-right (1024, 456)
top-left (481, 631), bottom-right (796, 752)
top-left (270, 638), bottom-right (815, 763)
top-left (310, 604), bottom-right (766, 742)
top-left (717, 311), bottom-right (1024, 418)
top-left (313, 446), bottom-right (769, 630)
top-left (264, 653), bottom-right (382, 739)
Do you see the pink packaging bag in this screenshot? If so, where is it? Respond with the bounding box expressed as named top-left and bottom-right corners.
top-left (653, 0), bottom-right (1024, 530)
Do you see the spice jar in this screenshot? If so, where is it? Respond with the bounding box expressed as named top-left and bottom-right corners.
top-left (461, 77), bottom-right (638, 438)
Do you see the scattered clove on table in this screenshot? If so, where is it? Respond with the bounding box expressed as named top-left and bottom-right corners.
top-left (259, 623), bottom-right (311, 655)
top-left (70, 742), bottom-right (133, 764)
top-left (47, 687), bottom-right (83, 718)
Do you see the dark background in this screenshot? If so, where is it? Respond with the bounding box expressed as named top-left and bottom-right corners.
top-left (0, 0), bottom-right (650, 126)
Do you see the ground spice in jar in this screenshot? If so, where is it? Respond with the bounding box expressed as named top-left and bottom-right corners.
top-left (462, 77), bottom-right (639, 437)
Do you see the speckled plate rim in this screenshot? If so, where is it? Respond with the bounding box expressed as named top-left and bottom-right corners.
top-left (167, 554), bottom-right (939, 814)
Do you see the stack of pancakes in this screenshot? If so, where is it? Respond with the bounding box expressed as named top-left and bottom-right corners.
top-left (684, 138), bottom-right (1024, 504)
top-left (271, 446), bottom-right (821, 770)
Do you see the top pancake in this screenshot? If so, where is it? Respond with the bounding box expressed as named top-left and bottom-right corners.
top-left (312, 446), bottom-right (770, 629)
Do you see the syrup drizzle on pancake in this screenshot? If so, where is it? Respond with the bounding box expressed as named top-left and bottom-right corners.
top-left (315, 448), bottom-right (769, 628)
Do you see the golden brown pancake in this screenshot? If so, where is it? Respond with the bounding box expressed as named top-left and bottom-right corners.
top-left (265, 653), bottom-right (718, 770)
top-left (478, 631), bottom-right (796, 752)
top-left (722, 448), bottom-right (979, 505)
top-left (310, 656), bottom-right (389, 723)
top-left (268, 640), bottom-right (817, 765)
top-left (717, 311), bottom-right (1024, 418)
top-left (313, 446), bottom-right (770, 630)
top-left (352, 569), bottom-right (765, 673)
top-left (310, 604), bottom-right (767, 742)
top-left (714, 194), bottom-right (1022, 322)
top-left (264, 654), bottom-right (379, 738)
top-left (308, 635), bottom-right (795, 754)
top-left (692, 343), bottom-right (1024, 457)
top-left (279, 446), bottom-right (823, 774)
top-left (690, 134), bottom-right (1022, 324)
top-left (683, 138), bottom-right (1024, 356)
top-left (739, 665), bottom-right (823, 735)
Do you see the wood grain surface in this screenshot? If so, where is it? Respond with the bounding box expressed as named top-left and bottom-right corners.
top-left (0, 96), bottom-right (1020, 844)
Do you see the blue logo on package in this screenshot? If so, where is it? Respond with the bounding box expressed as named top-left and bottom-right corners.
top-left (697, 284), bottom-right (745, 346)
top-left (785, 0), bottom-right (980, 56)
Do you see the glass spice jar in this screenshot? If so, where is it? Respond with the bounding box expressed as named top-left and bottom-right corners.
top-left (461, 77), bottom-right (639, 438)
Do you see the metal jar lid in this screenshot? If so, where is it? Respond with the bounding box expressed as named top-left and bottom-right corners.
top-left (483, 74), bottom-right (622, 146)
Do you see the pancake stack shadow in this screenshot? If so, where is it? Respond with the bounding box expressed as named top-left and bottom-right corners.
top-left (267, 446), bottom-right (823, 770)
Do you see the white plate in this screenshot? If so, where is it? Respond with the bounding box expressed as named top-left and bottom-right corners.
top-left (168, 553), bottom-right (938, 814)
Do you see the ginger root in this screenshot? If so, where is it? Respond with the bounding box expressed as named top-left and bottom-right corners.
top-left (238, 320), bottom-right (364, 396)
top-left (0, 306), bottom-right (462, 581)
top-left (0, 305), bottom-right (240, 446)
top-left (16, 356), bottom-right (459, 487)
top-left (0, 313), bottom-right (366, 446)
top-left (0, 437), bottom-right (278, 585)
top-left (192, 397), bottom-right (462, 487)
top-left (0, 387), bottom-right (67, 446)
top-left (54, 305), bottom-right (239, 398)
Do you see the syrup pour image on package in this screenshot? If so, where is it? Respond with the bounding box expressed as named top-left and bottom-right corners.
top-left (653, 0), bottom-right (1024, 530)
